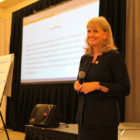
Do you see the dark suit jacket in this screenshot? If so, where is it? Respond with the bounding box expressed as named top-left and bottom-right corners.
top-left (76, 50), bottom-right (130, 128)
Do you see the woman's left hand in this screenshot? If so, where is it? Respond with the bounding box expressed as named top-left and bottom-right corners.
top-left (81, 82), bottom-right (100, 94)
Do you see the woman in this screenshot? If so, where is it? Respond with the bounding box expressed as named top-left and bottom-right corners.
top-left (74, 17), bottom-right (130, 140)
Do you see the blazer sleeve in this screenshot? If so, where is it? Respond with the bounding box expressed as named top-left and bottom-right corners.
top-left (100, 51), bottom-right (130, 97)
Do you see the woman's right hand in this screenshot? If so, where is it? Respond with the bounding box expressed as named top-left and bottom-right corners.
top-left (74, 80), bottom-right (82, 92)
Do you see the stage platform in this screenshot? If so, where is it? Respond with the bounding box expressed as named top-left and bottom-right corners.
top-left (25, 122), bottom-right (140, 140)
top-left (25, 123), bottom-right (78, 140)
top-left (1, 122), bottom-right (140, 140)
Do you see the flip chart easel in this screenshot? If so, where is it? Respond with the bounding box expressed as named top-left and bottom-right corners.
top-left (0, 53), bottom-right (14, 140)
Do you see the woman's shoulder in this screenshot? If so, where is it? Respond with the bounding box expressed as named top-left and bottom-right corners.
top-left (103, 49), bottom-right (125, 66)
top-left (80, 55), bottom-right (92, 64)
top-left (81, 54), bottom-right (92, 60)
top-left (104, 49), bottom-right (121, 58)
top-left (106, 49), bottom-right (120, 55)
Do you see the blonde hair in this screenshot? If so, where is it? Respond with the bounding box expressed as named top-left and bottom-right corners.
top-left (85, 16), bottom-right (117, 56)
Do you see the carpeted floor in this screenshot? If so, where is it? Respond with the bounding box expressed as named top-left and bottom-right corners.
top-left (0, 129), bottom-right (25, 140)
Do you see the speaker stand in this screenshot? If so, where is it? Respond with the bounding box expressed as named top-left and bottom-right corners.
top-left (0, 110), bottom-right (10, 140)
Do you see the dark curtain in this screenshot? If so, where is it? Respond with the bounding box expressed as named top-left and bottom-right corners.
top-left (99, 0), bottom-right (126, 58)
top-left (99, 0), bottom-right (126, 122)
top-left (6, 0), bottom-right (126, 132)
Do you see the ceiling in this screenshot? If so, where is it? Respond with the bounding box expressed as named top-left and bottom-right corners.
top-left (0, 0), bottom-right (27, 9)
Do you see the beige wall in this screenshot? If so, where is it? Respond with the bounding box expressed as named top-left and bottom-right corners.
top-left (0, 0), bottom-right (38, 18)
top-left (125, 0), bottom-right (140, 121)
top-left (0, 0), bottom-right (38, 128)
top-left (0, 8), bottom-right (5, 18)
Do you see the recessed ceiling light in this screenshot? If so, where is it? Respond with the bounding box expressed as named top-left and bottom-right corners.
top-left (0, 0), bottom-right (5, 2)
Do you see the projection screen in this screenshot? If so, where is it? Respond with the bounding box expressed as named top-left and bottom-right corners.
top-left (21, 0), bottom-right (99, 84)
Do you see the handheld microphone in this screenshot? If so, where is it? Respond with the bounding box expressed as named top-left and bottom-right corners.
top-left (78, 71), bottom-right (86, 84)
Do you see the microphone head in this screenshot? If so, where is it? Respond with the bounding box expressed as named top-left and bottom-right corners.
top-left (78, 71), bottom-right (86, 79)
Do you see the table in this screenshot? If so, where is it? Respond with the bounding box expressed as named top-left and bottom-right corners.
top-left (25, 123), bottom-right (78, 140)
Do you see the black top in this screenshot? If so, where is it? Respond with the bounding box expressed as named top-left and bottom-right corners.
top-left (77, 50), bottom-right (130, 127)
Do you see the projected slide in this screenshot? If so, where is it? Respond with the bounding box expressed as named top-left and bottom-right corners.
top-left (21, 0), bottom-right (99, 83)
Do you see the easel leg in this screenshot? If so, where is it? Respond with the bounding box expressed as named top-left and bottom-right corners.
top-left (0, 111), bottom-right (10, 140)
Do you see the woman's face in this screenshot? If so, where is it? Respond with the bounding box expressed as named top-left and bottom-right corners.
top-left (87, 24), bottom-right (108, 48)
